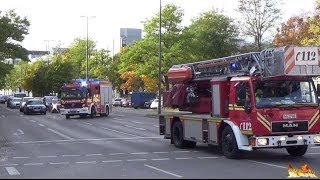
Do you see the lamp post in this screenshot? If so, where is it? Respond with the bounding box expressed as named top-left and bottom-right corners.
top-left (158, 0), bottom-right (162, 115)
top-left (80, 16), bottom-right (95, 82)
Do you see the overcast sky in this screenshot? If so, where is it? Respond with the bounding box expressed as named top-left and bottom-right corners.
top-left (1, 0), bottom-right (316, 55)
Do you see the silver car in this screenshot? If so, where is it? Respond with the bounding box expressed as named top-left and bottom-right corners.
top-left (9, 98), bottom-right (22, 108)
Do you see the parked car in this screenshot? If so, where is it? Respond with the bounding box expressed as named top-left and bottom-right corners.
top-left (0, 95), bottom-right (7, 104)
top-left (23, 99), bottom-right (47, 115)
top-left (131, 92), bottom-right (157, 109)
top-left (144, 99), bottom-right (154, 109)
top-left (9, 97), bottom-right (22, 108)
top-left (20, 97), bottom-right (34, 112)
top-left (121, 98), bottom-right (130, 107)
top-left (150, 98), bottom-right (160, 109)
top-left (112, 98), bottom-right (123, 107)
top-left (6, 96), bottom-right (13, 107)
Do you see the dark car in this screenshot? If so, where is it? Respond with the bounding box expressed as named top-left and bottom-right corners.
top-left (23, 99), bottom-right (47, 115)
top-left (0, 95), bottom-right (7, 104)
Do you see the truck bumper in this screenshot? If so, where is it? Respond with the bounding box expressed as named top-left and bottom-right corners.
top-left (251, 134), bottom-right (320, 148)
top-left (60, 108), bottom-right (89, 115)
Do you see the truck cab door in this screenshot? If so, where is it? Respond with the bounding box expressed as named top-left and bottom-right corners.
top-left (229, 81), bottom-right (253, 134)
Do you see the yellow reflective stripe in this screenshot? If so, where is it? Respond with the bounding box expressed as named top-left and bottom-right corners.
top-left (309, 110), bottom-right (319, 129)
top-left (257, 112), bottom-right (271, 126)
top-left (257, 112), bottom-right (271, 131)
top-left (309, 114), bottom-right (320, 129)
top-left (241, 130), bottom-right (253, 135)
top-left (257, 117), bottom-right (271, 131)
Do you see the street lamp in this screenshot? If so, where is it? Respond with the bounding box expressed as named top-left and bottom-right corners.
top-left (80, 16), bottom-right (95, 82)
top-left (158, 0), bottom-right (162, 115)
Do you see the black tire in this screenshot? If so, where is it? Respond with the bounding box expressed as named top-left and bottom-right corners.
top-left (221, 126), bottom-right (239, 159)
top-left (286, 145), bottom-right (308, 157)
top-left (90, 107), bottom-right (96, 118)
top-left (43, 111), bottom-right (46, 115)
top-left (185, 141), bottom-right (197, 148)
top-left (172, 121), bottom-right (185, 148)
top-left (105, 106), bottom-right (109, 117)
top-left (66, 115), bottom-right (70, 119)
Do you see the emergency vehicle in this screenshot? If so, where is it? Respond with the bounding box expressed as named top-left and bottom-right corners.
top-left (60, 79), bottom-right (113, 119)
top-left (159, 46), bottom-right (320, 159)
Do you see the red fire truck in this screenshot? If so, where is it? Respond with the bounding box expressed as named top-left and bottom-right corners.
top-left (60, 79), bottom-right (113, 119)
top-left (159, 46), bottom-right (320, 159)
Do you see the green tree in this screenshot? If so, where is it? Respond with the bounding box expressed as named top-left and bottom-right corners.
top-left (301, 0), bottom-right (320, 46)
top-left (237, 0), bottom-right (282, 50)
top-left (0, 9), bottom-right (30, 61)
top-left (0, 62), bottom-right (13, 89)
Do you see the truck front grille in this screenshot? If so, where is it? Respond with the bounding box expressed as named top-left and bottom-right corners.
top-left (271, 121), bottom-right (308, 133)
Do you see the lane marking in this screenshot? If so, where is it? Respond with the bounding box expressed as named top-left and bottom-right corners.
top-left (62, 155), bottom-right (81, 157)
top-left (102, 160), bottom-right (122, 163)
top-left (109, 153), bottom-right (126, 155)
top-left (17, 129), bottom-right (24, 135)
top-left (9, 136), bottom-right (162, 144)
top-left (38, 155), bottom-right (57, 158)
top-left (144, 164), bottom-right (183, 178)
top-left (38, 123), bottom-right (45, 127)
top-left (248, 160), bottom-right (286, 169)
top-left (173, 151), bottom-right (190, 153)
top-left (175, 157), bottom-right (192, 160)
top-left (0, 164), bottom-right (18, 167)
top-left (101, 127), bottom-right (140, 137)
top-left (83, 122), bottom-right (93, 126)
top-left (85, 154), bottom-right (102, 156)
top-left (127, 159), bottom-right (147, 162)
top-left (76, 161), bottom-right (96, 164)
top-left (5, 167), bottom-right (20, 176)
top-left (197, 157), bottom-right (218, 159)
top-left (24, 163), bottom-right (44, 166)
top-left (151, 158), bottom-right (170, 161)
top-left (153, 152), bottom-right (168, 154)
top-left (112, 117), bottom-right (124, 120)
top-left (153, 125), bottom-right (159, 128)
top-left (49, 162), bottom-right (69, 165)
top-left (13, 157), bottom-right (30, 159)
top-left (131, 121), bottom-right (144, 124)
top-left (311, 146), bottom-right (320, 149)
top-left (130, 152), bottom-right (148, 155)
top-left (29, 120), bottom-right (36, 123)
top-left (124, 125), bottom-right (146, 131)
top-left (47, 128), bottom-right (74, 140)
top-left (307, 152), bottom-right (320, 155)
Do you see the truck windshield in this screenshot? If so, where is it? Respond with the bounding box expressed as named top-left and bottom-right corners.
top-left (61, 88), bottom-right (87, 99)
top-left (253, 80), bottom-right (317, 108)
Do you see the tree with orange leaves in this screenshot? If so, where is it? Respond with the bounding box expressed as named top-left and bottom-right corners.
top-left (272, 16), bottom-right (310, 47)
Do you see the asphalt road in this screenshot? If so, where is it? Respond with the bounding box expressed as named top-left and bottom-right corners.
top-left (0, 104), bottom-right (319, 178)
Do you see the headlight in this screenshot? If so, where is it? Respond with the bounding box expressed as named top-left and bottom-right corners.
top-left (257, 138), bottom-right (269, 146)
top-left (314, 135), bottom-right (320, 143)
top-left (280, 136), bottom-right (286, 141)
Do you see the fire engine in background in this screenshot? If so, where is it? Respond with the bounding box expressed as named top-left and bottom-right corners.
top-left (159, 46), bottom-right (320, 159)
top-left (60, 79), bottom-right (113, 119)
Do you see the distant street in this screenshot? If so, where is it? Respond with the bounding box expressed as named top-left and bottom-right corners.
top-left (0, 104), bottom-right (319, 178)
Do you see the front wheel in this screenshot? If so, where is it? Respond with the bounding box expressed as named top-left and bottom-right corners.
top-left (221, 126), bottom-right (239, 159)
top-left (286, 145), bottom-right (308, 157)
top-left (172, 121), bottom-right (185, 148)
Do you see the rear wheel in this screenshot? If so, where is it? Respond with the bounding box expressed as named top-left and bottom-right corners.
top-left (105, 107), bottom-right (109, 117)
top-left (172, 121), bottom-right (185, 148)
top-left (90, 107), bottom-right (96, 118)
top-left (65, 115), bottom-right (70, 119)
top-left (221, 126), bottom-right (239, 159)
top-left (286, 145), bottom-right (308, 157)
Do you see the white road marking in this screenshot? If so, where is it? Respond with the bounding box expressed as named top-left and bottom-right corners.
top-left (49, 162), bottom-right (69, 165)
top-left (153, 125), bottom-right (159, 128)
top-left (17, 129), bottom-right (24, 135)
top-left (175, 157), bottom-right (192, 160)
top-left (127, 159), bottom-right (147, 162)
top-left (62, 154), bottom-right (81, 157)
top-left (0, 164), bottom-right (18, 167)
top-left (131, 121), bottom-right (144, 124)
top-left (83, 122), bottom-right (93, 126)
top-left (197, 157), bottom-right (218, 159)
top-left (38, 155), bottom-right (57, 158)
top-left (311, 146), bottom-right (320, 149)
top-left (47, 128), bottom-right (74, 140)
top-left (38, 123), bottom-right (45, 127)
top-left (130, 152), bottom-right (148, 155)
top-left (102, 160), bottom-right (122, 163)
top-left (85, 154), bottom-right (102, 156)
top-left (153, 152), bottom-right (169, 154)
top-left (109, 153), bottom-right (126, 155)
top-left (5, 167), bottom-right (20, 176)
top-left (124, 124), bottom-right (146, 131)
top-left (29, 120), bottom-right (36, 123)
top-left (307, 152), bottom-right (320, 155)
top-left (76, 161), bottom-right (96, 164)
top-left (112, 114), bottom-right (124, 117)
top-left (24, 163), bottom-right (44, 166)
top-left (144, 164), bottom-right (183, 178)
top-left (112, 117), bottom-right (124, 121)
top-left (1, 115), bottom-right (5, 118)
top-left (151, 158), bottom-right (170, 161)
top-left (248, 160), bottom-right (286, 169)
top-left (173, 151), bottom-right (190, 153)
top-left (13, 157), bottom-right (30, 159)
top-left (101, 127), bottom-right (140, 137)
top-left (9, 136), bottom-right (162, 144)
